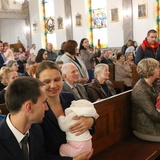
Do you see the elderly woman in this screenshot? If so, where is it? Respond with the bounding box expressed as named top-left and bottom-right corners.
top-left (87, 63), bottom-right (116, 102)
top-left (115, 52), bottom-right (132, 91)
top-left (6, 60), bottom-right (22, 76)
top-left (125, 52), bottom-right (136, 69)
top-left (131, 58), bottom-right (160, 142)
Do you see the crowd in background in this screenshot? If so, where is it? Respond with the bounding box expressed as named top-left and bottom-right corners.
top-left (1, 29), bottom-right (160, 159)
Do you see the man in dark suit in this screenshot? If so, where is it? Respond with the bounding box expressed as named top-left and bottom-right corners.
top-left (100, 49), bottom-right (114, 65)
top-left (61, 63), bottom-right (90, 100)
top-left (22, 61), bottom-right (35, 77)
top-left (0, 41), bottom-right (6, 68)
top-left (46, 43), bottom-right (57, 62)
top-left (0, 77), bottom-right (53, 160)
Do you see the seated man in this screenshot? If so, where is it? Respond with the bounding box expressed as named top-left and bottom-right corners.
top-left (22, 61), bottom-right (35, 77)
top-left (46, 43), bottom-right (57, 62)
top-left (17, 54), bottom-right (27, 74)
top-left (0, 77), bottom-right (55, 160)
top-left (87, 63), bottom-right (116, 102)
top-left (61, 63), bottom-right (90, 100)
top-left (100, 49), bottom-right (114, 65)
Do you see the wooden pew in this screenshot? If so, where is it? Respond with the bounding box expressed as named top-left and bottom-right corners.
top-left (131, 65), bottom-right (139, 87)
top-left (10, 42), bottom-right (25, 52)
top-left (108, 64), bottom-right (124, 93)
top-left (91, 90), bottom-right (160, 160)
top-left (0, 103), bottom-right (9, 115)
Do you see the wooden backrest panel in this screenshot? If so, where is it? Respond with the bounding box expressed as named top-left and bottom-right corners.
top-left (0, 103), bottom-right (9, 115)
top-left (10, 43), bottom-right (25, 52)
top-left (108, 64), bottom-right (114, 82)
top-left (108, 64), bottom-right (124, 93)
top-left (131, 65), bottom-right (139, 87)
top-left (92, 90), bottom-right (132, 155)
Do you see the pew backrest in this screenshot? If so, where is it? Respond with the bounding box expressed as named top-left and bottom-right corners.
top-left (92, 90), bottom-right (132, 155)
top-left (131, 65), bottom-right (138, 87)
top-left (0, 103), bottom-right (9, 115)
top-left (108, 64), bottom-right (124, 93)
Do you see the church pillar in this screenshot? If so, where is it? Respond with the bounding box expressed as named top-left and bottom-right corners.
top-left (122, 0), bottom-right (133, 43)
top-left (64, 0), bottom-right (73, 40)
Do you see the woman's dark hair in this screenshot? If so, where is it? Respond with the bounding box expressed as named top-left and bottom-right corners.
top-left (63, 40), bottom-right (78, 55)
top-left (58, 41), bottom-right (66, 55)
top-left (79, 38), bottom-right (87, 53)
top-left (36, 60), bottom-right (61, 79)
top-left (117, 52), bottom-right (124, 60)
top-left (35, 48), bottom-right (46, 63)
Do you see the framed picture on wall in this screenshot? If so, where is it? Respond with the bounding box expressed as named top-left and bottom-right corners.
top-left (92, 8), bottom-right (107, 29)
top-left (110, 8), bottom-right (119, 22)
top-left (75, 13), bottom-right (82, 27)
top-left (138, 3), bottom-right (148, 19)
top-left (57, 17), bottom-right (63, 29)
top-left (45, 17), bottom-right (55, 34)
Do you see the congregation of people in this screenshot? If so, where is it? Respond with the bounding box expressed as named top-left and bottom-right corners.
top-left (1, 28), bottom-right (160, 159)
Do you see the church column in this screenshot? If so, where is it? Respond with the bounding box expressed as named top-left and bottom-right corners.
top-left (22, 0), bottom-right (32, 47)
top-left (122, 0), bottom-right (133, 43)
top-left (64, 0), bottom-right (73, 40)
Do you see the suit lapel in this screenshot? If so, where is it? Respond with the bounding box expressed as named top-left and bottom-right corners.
top-left (76, 85), bottom-right (84, 99)
top-left (0, 120), bottom-right (24, 159)
top-left (63, 82), bottom-right (79, 100)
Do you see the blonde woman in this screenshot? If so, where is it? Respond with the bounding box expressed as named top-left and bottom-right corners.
top-left (132, 58), bottom-right (160, 142)
top-left (0, 67), bottom-right (18, 104)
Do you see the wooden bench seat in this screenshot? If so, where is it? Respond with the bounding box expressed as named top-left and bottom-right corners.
top-left (91, 135), bottom-right (160, 160)
top-left (91, 90), bottom-right (160, 160)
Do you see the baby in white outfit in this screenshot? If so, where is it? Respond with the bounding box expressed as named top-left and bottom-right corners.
top-left (57, 99), bottom-right (99, 157)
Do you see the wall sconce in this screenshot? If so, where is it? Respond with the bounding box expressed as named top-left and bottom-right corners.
top-left (123, 9), bottom-right (131, 17)
top-left (23, 26), bottom-right (30, 37)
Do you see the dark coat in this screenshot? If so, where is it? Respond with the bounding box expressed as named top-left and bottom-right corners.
top-left (0, 89), bottom-right (5, 104)
top-left (0, 120), bottom-right (50, 160)
top-left (41, 92), bottom-right (74, 160)
top-left (41, 92), bottom-right (95, 159)
top-left (87, 78), bottom-right (116, 102)
top-left (62, 81), bottom-right (89, 100)
top-left (135, 40), bottom-right (160, 65)
top-left (0, 53), bottom-right (5, 69)
top-left (100, 57), bottom-right (114, 65)
top-left (22, 71), bottom-right (30, 77)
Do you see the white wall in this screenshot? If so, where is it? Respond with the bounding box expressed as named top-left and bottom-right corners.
top-left (71, 0), bottom-right (88, 46)
top-left (107, 0), bottom-right (124, 47)
top-left (0, 0), bottom-right (157, 49)
top-left (0, 19), bottom-right (27, 47)
top-left (54, 0), bottom-right (66, 49)
top-left (133, 0), bottom-right (155, 46)
top-left (29, 0), bottom-right (44, 50)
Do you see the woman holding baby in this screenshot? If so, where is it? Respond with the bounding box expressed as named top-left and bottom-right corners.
top-left (36, 60), bottom-right (96, 160)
